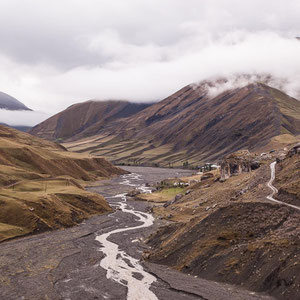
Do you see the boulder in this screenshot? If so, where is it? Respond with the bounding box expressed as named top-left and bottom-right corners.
top-left (220, 150), bottom-right (260, 181)
top-left (126, 189), bottom-right (141, 197)
top-left (175, 193), bottom-right (183, 201)
top-left (288, 143), bottom-right (300, 157)
top-left (201, 172), bottom-right (214, 181)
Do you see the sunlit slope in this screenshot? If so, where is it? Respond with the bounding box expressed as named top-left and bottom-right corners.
top-left (0, 125), bottom-right (126, 242)
top-left (64, 83), bottom-right (300, 166)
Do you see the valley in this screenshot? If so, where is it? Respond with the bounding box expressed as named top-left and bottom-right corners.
top-left (1, 2), bottom-right (300, 300)
top-left (17, 78), bottom-right (300, 300)
top-left (0, 166), bottom-right (274, 300)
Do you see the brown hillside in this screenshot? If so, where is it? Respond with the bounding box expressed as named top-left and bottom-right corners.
top-left (0, 125), bottom-right (126, 242)
top-left (63, 82), bottom-right (300, 167)
top-left (30, 100), bottom-right (151, 141)
top-left (144, 147), bottom-right (300, 300)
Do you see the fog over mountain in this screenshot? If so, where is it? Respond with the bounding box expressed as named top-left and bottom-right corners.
top-left (0, 110), bottom-right (49, 127)
top-left (0, 0), bottom-right (300, 113)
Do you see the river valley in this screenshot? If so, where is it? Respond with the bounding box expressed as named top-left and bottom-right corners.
top-left (0, 166), bottom-right (274, 300)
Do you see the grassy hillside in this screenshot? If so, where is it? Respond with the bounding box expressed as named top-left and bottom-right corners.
top-left (0, 125), bottom-right (126, 242)
top-left (64, 83), bottom-right (300, 167)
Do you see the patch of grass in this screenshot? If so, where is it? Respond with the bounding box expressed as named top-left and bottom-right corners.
top-left (139, 187), bottom-right (184, 203)
top-left (0, 223), bottom-right (31, 242)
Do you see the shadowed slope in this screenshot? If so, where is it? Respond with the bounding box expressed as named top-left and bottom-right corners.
top-left (30, 100), bottom-right (151, 141)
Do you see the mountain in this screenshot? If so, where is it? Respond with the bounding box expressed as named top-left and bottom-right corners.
top-left (30, 100), bottom-right (151, 141)
top-left (0, 124), bottom-right (126, 242)
top-left (0, 91), bottom-right (31, 111)
top-left (31, 81), bottom-right (300, 167)
top-left (67, 82), bottom-right (300, 166)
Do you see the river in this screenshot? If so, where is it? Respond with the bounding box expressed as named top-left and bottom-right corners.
top-left (0, 166), bottom-right (274, 300)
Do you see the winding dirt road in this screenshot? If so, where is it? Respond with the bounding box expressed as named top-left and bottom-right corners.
top-left (267, 162), bottom-right (300, 211)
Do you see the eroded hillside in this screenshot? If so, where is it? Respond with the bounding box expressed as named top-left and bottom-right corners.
top-left (139, 146), bottom-right (300, 300)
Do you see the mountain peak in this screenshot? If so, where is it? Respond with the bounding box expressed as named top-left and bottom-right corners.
top-left (0, 91), bottom-right (31, 111)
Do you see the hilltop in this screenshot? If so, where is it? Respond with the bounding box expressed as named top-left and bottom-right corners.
top-left (0, 91), bottom-right (31, 111)
top-left (30, 100), bottom-right (151, 141)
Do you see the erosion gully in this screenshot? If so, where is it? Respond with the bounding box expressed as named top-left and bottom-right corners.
top-left (0, 166), bottom-right (274, 300)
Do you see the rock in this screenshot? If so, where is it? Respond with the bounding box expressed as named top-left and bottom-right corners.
top-left (185, 189), bottom-right (191, 195)
top-left (142, 252), bottom-right (150, 259)
top-left (126, 189), bottom-right (141, 197)
top-left (250, 161), bottom-right (260, 170)
top-left (175, 194), bottom-right (183, 201)
top-left (287, 143), bottom-right (300, 157)
top-left (201, 173), bottom-right (214, 181)
top-left (163, 194), bottom-right (183, 208)
top-left (214, 176), bottom-right (220, 182)
top-left (163, 201), bottom-right (171, 208)
top-left (220, 150), bottom-right (260, 181)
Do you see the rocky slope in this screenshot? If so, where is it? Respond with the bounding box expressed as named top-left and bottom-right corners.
top-left (30, 100), bottom-right (151, 141)
top-left (57, 81), bottom-right (300, 167)
top-left (220, 150), bottom-right (261, 181)
top-left (0, 91), bottom-right (31, 110)
top-left (0, 125), bottom-right (126, 242)
top-left (142, 146), bottom-right (300, 300)
top-left (275, 143), bottom-right (300, 206)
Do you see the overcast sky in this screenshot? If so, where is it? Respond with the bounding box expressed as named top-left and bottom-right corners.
top-left (1, 0), bottom-right (300, 122)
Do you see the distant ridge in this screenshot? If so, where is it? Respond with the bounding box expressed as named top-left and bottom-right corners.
top-left (0, 91), bottom-right (31, 111)
top-left (30, 100), bottom-right (151, 140)
top-left (31, 80), bottom-right (300, 166)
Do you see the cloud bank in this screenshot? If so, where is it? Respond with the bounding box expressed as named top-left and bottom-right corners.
top-left (0, 110), bottom-right (50, 127)
top-left (0, 0), bottom-right (299, 116)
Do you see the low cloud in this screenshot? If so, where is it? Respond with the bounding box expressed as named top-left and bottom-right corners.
top-left (0, 0), bottom-right (299, 114)
top-left (0, 110), bottom-right (50, 127)
top-left (193, 73), bottom-right (290, 99)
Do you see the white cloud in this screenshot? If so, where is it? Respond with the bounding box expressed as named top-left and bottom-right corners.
top-left (0, 110), bottom-right (50, 127)
top-left (0, 0), bottom-right (299, 118)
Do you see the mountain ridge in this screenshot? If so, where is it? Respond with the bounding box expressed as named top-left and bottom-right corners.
top-left (31, 81), bottom-right (300, 166)
top-left (30, 100), bottom-right (151, 141)
top-left (0, 91), bottom-right (31, 111)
